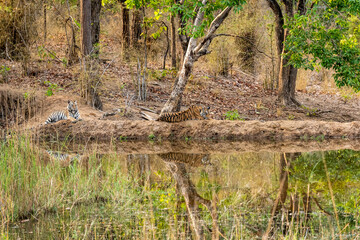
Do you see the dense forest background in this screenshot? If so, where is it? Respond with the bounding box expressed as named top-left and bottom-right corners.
top-left (0, 0), bottom-right (359, 122)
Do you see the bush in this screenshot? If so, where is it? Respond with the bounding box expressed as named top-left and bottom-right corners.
top-left (224, 110), bottom-right (244, 120)
top-left (0, 0), bottom-right (37, 60)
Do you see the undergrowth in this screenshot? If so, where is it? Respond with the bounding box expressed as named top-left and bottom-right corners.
top-left (1, 135), bottom-right (359, 239)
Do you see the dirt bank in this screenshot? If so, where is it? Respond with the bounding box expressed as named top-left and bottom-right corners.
top-left (40, 138), bottom-right (360, 154)
top-left (33, 118), bottom-right (360, 142)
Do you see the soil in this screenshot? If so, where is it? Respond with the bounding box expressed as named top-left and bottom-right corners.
top-left (2, 49), bottom-right (360, 148)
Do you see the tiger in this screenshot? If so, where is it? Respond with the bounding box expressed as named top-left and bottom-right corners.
top-left (157, 152), bottom-right (211, 166)
top-left (157, 105), bottom-right (210, 122)
top-left (46, 150), bottom-right (80, 164)
top-left (45, 100), bottom-right (81, 124)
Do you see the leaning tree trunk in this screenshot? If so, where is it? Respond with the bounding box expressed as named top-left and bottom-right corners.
top-left (161, 4), bottom-right (232, 114)
top-left (161, 34), bottom-right (197, 113)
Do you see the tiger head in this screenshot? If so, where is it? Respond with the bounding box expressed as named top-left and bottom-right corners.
top-left (67, 100), bottom-right (78, 117)
top-left (199, 106), bottom-right (210, 120)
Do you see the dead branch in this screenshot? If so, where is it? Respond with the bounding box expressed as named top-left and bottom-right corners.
top-left (213, 33), bottom-right (272, 59)
top-left (312, 196), bottom-right (333, 216)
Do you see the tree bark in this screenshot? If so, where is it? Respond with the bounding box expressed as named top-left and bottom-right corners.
top-left (131, 9), bottom-right (142, 48)
top-left (161, 4), bottom-right (232, 114)
top-left (166, 162), bottom-right (205, 239)
top-left (170, 14), bottom-right (177, 68)
top-left (91, 0), bottom-right (101, 56)
top-left (122, 2), bottom-right (130, 58)
top-left (266, 0), bottom-right (305, 107)
top-left (80, 0), bottom-right (92, 56)
top-left (43, 2), bottom-right (46, 43)
top-left (81, 0), bottom-right (103, 110)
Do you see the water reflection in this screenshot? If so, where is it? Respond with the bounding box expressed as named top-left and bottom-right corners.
top-left (6, 147), bottom-right (360, 239)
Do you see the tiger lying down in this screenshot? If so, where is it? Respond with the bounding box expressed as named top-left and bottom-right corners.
top-left (45, 100), bottom-right (82, 124)
top-left (141, 105), bottom-right (210, 122)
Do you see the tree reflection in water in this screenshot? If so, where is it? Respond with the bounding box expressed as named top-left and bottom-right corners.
top-left (159, 152), bottom-right (220, 240)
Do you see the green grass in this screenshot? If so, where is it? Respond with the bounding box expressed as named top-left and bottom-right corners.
top-left (1, 135), bottom-right (359, 239)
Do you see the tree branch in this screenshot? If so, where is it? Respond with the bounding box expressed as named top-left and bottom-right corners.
top-left (266, 0), bottom-right (284, 58)
top-left (297, 0), bottom-right (306, 15)
top-left (193, 6), bottom-right (232, 59)
top-left (213, 33), bottom-right (272, 59)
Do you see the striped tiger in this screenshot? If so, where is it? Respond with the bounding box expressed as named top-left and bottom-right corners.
top-left (157, 152), bottom-right (211, 166)
top-left (46, 150), bottom-right (80, 163)
top-left (45, 100), bottom-right (81, 124)
top-left (157, 105), bottom-right (210, 122)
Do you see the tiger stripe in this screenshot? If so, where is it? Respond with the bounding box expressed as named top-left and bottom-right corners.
top-left (157, 152), bottom-right (211, 166)
top-left (44, 111), bottom-right (68, 124)
top-left (46, 150), bottom-right (81, 163)
top-left (44, 100), bottom-right (81, 125)
top-left (67, 100), bottom-right (81, 120)
top-left (157, 105), bottom-right (210, 122)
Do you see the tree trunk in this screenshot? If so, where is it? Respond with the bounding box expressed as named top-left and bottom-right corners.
top-left (80, 0), bottom-right (92, 56)
top-left (170, 14), bottom-right (177, 68)
top-left (131, 9), bottom-right (142, 48)
top-left (81, 0), bottom-right (103, 110)
top-left (161, 38), bottom-right (196, 113)
top-left (43, 2), bottom-right (46, 43)
top-left (161, 4), bottom-right (231, 114)
top-left (122, 2), bottom-right (130, 58)
top-left (161, 0), bottom-right (207, 114)
top-left (266, 0), bottom-right (306, 107)
top-left (177, 14), bottom-right (190, 56)
top-left (278, 30), bottom-right (300, 106)
top-left (91, 0), bottom-right (101, 56)
top-left (166, 161), bottom-right (208, 240)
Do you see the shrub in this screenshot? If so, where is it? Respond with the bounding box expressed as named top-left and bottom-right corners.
top-left (224, 110), bottom-right (244, 120)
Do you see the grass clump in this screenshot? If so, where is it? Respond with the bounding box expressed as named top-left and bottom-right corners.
top-left (224, 110), bottom-right (244, 120)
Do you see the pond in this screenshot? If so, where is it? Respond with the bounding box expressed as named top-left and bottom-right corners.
top-left (1, 138), bottom-right (360, 239)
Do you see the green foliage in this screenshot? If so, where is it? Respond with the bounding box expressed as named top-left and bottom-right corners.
top-left (224, 110), bottom-right (243, 120)
top-left (285, 1), bottom-right (360, 91)
top-left (301, 105), bottom-right (317, 116)
top-left (37, 46), bottom-right (58, 62)
top-left (44, 81), bottom-right (62, 96)
top-left (289, 150), bottom-right (360, 229)
top-left (118, 136), bottom-right (128, 141)
top-left (150, 69), bottom-right (177, 81)
top-left (61, 58), bottom-right (68, 67)
top-left (291, 150), bottom-right (360, 205)
top-left (148, 133), bottom-right (155, 140)
top-left (288, 114), bottom-right (295, 120)
top-left (125, 0), bottom-right (246, 38)
top-left (0, 64), bottom-right (10, 82)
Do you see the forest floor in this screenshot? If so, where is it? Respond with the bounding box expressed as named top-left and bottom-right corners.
top-left (2, 36), bottom-right (360, 142)
top-left (2, 57), bottom-right (360, 123)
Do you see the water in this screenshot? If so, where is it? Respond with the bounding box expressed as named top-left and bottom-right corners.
top-left (3, 141), bottom-right (360, 239)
